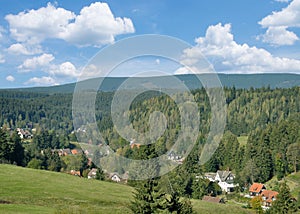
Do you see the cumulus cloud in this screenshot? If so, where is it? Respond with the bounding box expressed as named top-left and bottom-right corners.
top-left (182, 23), bottom-right (300, 73)
top-left (5, 3), bottom-right (75, 44)
top-left (18, 53), bottom-right (54, 71)
top-left (6, 75), bottom-right (15, 82)
top-left (49, 61), bottom-right (79, 77)
top-left (78, 64), bottom-right (105, 80)
top-left (258, 0), bottom-right (300, 45)
top-left (259, 26), bottom-right (298, 45)
top-left (0, 26), bottom-right (5, 40)
top-left (0, 54), bottom-right (5, 63)
top-left (5, 2), bottom-right (134, 47)
top-left (274, 0), bottom-right (290, 2)
top-left (25, 76), bottom-right (57, 86)
top-left (7, 43), bottom-right (42, 55)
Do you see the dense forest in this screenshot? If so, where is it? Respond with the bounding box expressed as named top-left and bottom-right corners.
top-left (0, 86), bottom-right (299, 212)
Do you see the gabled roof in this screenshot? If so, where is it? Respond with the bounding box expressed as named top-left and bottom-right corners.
top-left (261, 190), bottom-right (279, 203)
top-left (216, 170), bottom-right (233, 182)
top-left (202, 196), bottom-right (222, 203)
top-left (88, 168), bottom-right (97, 177)
top-left (71, 149), bottom-right (80, 155)
top-left (249, 183), bottom-right (266, 193)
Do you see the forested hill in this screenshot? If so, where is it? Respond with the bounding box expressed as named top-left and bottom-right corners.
top-left (4, 73), bottom-right (300, 93)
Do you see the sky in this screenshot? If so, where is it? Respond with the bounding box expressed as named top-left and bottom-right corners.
top-left (0, 0), bottom-right (300, 88)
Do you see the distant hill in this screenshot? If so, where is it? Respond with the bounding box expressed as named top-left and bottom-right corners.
top-left (6, 73), bottom-right (300, 94)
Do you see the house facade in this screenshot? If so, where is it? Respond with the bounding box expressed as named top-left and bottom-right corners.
top-left (88, 168), bottom-right (97, 179)
top-left (261, 190), bottom-right (278, 207)
top-left (249, 183), bottom-right (266, 196)
top-left (204, 170), bottom-right (237, 192)
top-left (109, 173), bottom-right (121, 182)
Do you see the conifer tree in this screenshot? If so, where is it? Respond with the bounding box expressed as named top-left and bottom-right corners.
top-left (268, 182), bottom-right (298, 214)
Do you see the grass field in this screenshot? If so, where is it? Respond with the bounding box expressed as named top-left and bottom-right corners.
top-left (237, 136), bottom-right (248, 146)
top-left (266, 171), bottom-right (300, 198)
top-left (0, 164), bottom-right (253, 213)
top-left (0, 164), bottom-right (133, 213)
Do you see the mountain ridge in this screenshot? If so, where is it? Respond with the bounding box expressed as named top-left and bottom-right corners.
top-left (3, 73), bottom-right (300, 94)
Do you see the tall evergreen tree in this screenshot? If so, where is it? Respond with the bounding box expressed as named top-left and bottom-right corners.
top-left (130, 179), bottom-right (165, 214)
top-left (268, 182), bottom-right (298, 214)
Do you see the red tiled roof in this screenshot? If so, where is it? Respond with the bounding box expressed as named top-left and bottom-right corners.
top-left (261, 190), bottom-right (278, 203)
top-left (249, 183), bottom-right (265, 193)
top-left (130, 143), bottom-right (141, 149)
top-left (71, 149), bottom-right (79, 155)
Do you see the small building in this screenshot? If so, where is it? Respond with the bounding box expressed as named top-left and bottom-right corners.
top-left (88, 168), bottom-right (98, 179)
top-left (71, 149), bottom-right (80, 155)
top-left (261, 190), bottom-right (278, 207)
top-left (70, 170), bottom-right (81, 177)
top-left (17, 128), bottom-right (33, 139)
top-left (204, 172), bottom-right (217, 182)
top-left (249, 183), bottom-right (266, 196)
top-left (202, 196), bottom-right (224, 203)
top-left (109, 172), bottom-right (121, 182)
top-left (215, 170), bottom-right (237, 192)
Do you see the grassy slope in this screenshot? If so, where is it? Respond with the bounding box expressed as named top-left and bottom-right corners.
top-left (287, 172), bottom-right (300, 197)
top-left (192, 200), bottom-right (253, 214)
top-left (0, 164), bottom-right (132, 213)
top-left (266, 171), bottom-right (300, 198)
top-left (0, 164), bottom-right (253, 214)
top-left (237, 136), bottom-right (248, 147)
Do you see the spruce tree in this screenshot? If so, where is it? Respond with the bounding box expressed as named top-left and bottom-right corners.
top-left (269, 182), bottom-right (298, 214)
top-left (130, 179), bottom-right (165, 213)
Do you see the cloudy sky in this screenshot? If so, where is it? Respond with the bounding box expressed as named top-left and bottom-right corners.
top-left (0, 0), bottom-right (300, 88)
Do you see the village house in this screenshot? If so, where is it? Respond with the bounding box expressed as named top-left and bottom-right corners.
top-left (261, 190), bottom-right (279, 207)
top-left (249, 183), bottom-right (266, 196)
top-left (69, 170), bottom-right (81, 177)
top-left (109, 172), bottom-right (121, 182)
top-left (167, 151), bottom-right (184, 164)
top-left (17, 128), bottom-right (33, 139)
top-left (87, 168), bottom-right (97, 179)
top-left (108, 172), bottom-right (129, 183)
top-left (205, 170), bottom-right (237, 192)
top-left (71, 149), bottom-right (80, 155)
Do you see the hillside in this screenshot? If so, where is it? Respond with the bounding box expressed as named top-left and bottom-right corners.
top-left (266, 171), bottom-right (300, 198)
top-left (0, 165), bottom-right (253, 213)
top-left (5, 73), bottom-right (300, 94)
top-left (0, 164), bottom-right (133, 213)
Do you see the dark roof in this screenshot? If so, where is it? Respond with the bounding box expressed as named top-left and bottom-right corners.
top-left (202, 196), bottom-right (222, 203)
top-left (216, 170), bottom-right (233, 182)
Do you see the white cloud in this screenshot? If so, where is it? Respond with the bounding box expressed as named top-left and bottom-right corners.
top-left (5, 2), bottom-right (134, 47)
top-left (0, 26), bottom-right (5, 40)
top-left (5, 3), bottom-right (75, 44)
top-left (18, 53), bottom-right (54, 71)
top-left (258, 0), bottom-right (300, 45)
top-left (7, 43), bottom-right (42, 55)
top-left (6, 75), bottom-right (15, 82)
top-left (174, 67), bottom-right (190, 75)
top-left (183, 23), bottom-right (300, 73)
top-left (78, 64), bottom-right (105, 80)
top-left (0, 54), bottom-right (5, 63)
top-left (25, 76), bottom-right (57, 86)
top-left (274, 0), bottom-right (290, 2)
top-left (259, 0), bottom-right (300, 27)
top-left (259, 26), bottom-right (298, 45)
top-left (49, 61), bottom-right (79, 77)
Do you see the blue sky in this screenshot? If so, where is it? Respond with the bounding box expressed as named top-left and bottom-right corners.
top-left (0, 0), bottom-right (300, 88)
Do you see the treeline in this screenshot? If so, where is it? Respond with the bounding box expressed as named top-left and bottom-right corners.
top-left (205, 117), bottom-right (300, 185)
